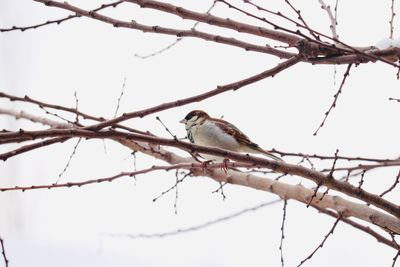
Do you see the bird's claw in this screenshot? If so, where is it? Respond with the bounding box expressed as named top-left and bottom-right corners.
top-left (201, 160), bottom-right (213, 173)
top-left (221, 158), bottom-right (230, 173)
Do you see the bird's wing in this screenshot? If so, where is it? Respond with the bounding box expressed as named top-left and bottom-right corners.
top-left (211, 118), bottom-right (257, 147)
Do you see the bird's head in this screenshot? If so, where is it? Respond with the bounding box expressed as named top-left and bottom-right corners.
top-left (179, 110), bottom-right (210, 129)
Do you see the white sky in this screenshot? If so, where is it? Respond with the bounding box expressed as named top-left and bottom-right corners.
top-left (0, 0), bottom-right (400, 266)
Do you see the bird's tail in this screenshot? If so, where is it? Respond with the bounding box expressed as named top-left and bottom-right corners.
top-left (258, 149), bottom-right (283, 161)
top-left (249, 145), bottom-right (283, 161)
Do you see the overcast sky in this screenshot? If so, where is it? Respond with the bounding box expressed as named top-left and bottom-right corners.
top-left (1, 1), bottom-right (399, 266)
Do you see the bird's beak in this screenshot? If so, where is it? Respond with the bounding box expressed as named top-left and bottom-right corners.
top-left (179, 119), bottom-right (187, 124)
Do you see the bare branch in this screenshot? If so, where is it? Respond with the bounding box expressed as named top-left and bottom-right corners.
top-left (1, 127), bottom-right (400, 220)
top-left (0, 92), bottom-right (150, 135)
top-left (318, 0), bottom-right (339, 40)
top-left (0, 107), bottom-right (65, 128)
top-left (0, 1), bottom-right (125, 32)
top-left (84, 55), bottom-right (303, 131)
top-left (220, 0), bottom-right (400, 68)
top-left (271, 148), bottom-right (394, 163)
top-left (0, 162), bottom-right (251, 192)
top-left (33, 0), bottom-right (294, 58)
top-left (0, 137), bottom-right (70, 161)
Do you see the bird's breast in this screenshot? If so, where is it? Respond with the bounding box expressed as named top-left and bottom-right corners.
top-left (191, 121), bottom-right (240, 151)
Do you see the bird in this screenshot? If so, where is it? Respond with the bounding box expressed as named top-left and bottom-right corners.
top-left (179, 110), bottom-right (282, 161)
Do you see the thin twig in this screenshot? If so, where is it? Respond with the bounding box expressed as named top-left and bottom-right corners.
top-left (152, 171), bottom-right (191, 203)
top-left (313, 64), bottom-right (352, 135)
top-left (0, 92), bottom-right (150, 135)
top-left (212, 181), bottom-right (228, 200)
top-left (56, 138), bottom-right (82, 184)
top-left (156, 116), bottom-right (177, 139)
top-left (390, 0), bottom-right (396, 39)
top-left (279, 200), bottom-right (288, 267)
top-left (0, 1), bottom-right (123, 33)
top-left (104, 199), bottom-right (281, 238)
top-left (113, 77), bottom-right (127, 118)
top-left (135, 0), bottom-right (217, 59)
top-left (357, 170), bottom-right (367, 190)
top-left (315, 207), bottom-right (398, 249)
top-left (74, 91), bottom-right (79, 123)
top-left (0, 237), bottom-right (9, 267)
top-left (271, 148), bottom-right (393, 162)
top-left (297, 214), bottom-right (341, 266)
top-left (380, 168), bottom-right (400, 197)
top-left (284, 0), bottom-right (319, 39)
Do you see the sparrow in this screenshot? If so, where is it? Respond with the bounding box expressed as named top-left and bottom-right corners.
top-left (179, 110), bottom-right (282, 161)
